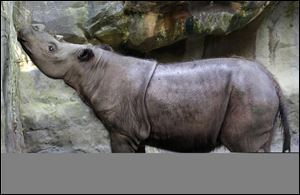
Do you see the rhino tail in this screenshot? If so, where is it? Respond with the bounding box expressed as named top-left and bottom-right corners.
top-left (254, 61), bottom-right (291, 152)
top-left (275, 84), bottom-right (291, 153)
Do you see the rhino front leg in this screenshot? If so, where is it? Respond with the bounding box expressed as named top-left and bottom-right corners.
top-left (109, 132), bottom-right (138, 153)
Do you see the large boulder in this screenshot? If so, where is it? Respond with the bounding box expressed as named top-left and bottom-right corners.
top-left (13, 1), bottom-right (272, 52)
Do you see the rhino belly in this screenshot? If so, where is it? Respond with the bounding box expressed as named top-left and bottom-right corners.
top-left (144, 65), bottom-right (231, 152)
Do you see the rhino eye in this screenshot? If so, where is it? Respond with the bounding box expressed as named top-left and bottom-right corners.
top-left (49, 46), bottom-right (54, 51)
top-left (48, 44), bottom-right (56, 52)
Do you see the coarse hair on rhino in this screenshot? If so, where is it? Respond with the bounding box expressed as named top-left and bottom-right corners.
top-left (17, 24), bottom-right (291, 153)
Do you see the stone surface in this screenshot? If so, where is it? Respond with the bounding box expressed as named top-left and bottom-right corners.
top-left (19, 65), bottom-right (110, 153)
top-left (255, 1), bottom-right (299, 151)
top-left (87, 1), bottom-right (128, 48)
top-left (14, 1), bottom-right (88, 43)
top-left (1, 1), bottom-right (7, 153)
top-left (12, 1), bottom-right (272, 52)
top-left (1, 1), bottom-right (24, 153)
top-left (125, 1), bottom-right (272, 52)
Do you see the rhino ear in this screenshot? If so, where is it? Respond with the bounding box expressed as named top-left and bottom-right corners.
top-left (78, 48), bottom-right (94, 62)
top-left (54, 34), bottom-right (64, 42)
top-left (97, 44), bottom-right (113, 51)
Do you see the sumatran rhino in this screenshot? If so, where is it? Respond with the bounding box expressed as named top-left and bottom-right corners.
top-left (17, 24), bottom-right (291, 153)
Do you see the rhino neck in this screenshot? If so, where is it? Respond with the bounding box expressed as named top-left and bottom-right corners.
top-left (63, 49), bottom-right (134, 107)
top-left (64, 49), bottom-right (158, 142)
top-left (63, 48), bottom-right (105, 101)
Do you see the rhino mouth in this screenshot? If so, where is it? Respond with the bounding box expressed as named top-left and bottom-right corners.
top-left (17, 32), bottom-right (33, 56)
top-left (17, 37), bottom-right (27, 43)
top-left (18, 39), bottom-right (32, 55)
top-left (17, 30), bottom-right (28, 42)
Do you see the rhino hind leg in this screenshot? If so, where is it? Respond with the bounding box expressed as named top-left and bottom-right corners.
top-left (261, 128), bottom-right (275, 152)
top-left (221, 123), bottom-right (275, 153)
top-left (136, 144), bottom-right (146, 153)
top-left (219, 100), bottom-right (277, 153)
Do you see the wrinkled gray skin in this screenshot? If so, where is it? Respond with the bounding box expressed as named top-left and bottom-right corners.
top-left (18, 24), bottom-right (291, 153)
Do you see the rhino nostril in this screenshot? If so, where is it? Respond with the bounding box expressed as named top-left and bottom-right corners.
top-left (32, 25), bottom-right (39, 31)
top-left (32, 24), bottom-right (45, 32)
